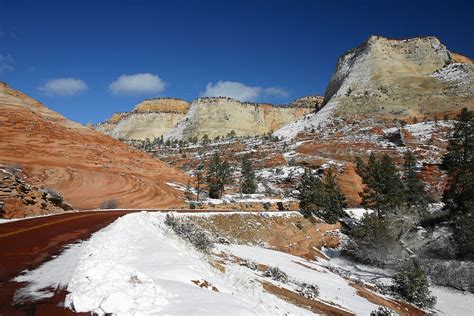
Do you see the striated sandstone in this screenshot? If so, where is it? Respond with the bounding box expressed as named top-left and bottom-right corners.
top-left (0, 82), bottom-right (188, 214)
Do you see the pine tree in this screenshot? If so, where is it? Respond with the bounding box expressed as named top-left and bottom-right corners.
top-left (206, 152), bottom-right (232, 199)
top-left (184, 181), bottom-right (193, 200)
top-left (321, 169), bottom-right (347, 223)
top-left (403, 151), bottom-right (430, 211)
top-left (393, 259), bottom-right (436, 309)
top-left (442, 108), bottom-right (473, 217)
top-left (356, 154), bottom-right (405, 218)
top-left (442, 108), bottom-right (474, 259)
top-left (297, 168), bottom-right (325, 217)
top-left (240, 154), bottom-right (257, 194)
top-left (194, 163), bottom-right (205, 202)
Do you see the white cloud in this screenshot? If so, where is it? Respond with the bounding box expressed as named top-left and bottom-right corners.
top-left (39, 78), bottom-right (87, 96)
top-left (0, 54), bottom-right (15, 72)
top-left (201, 81), bottom-right (289, 102)
top-left (108, 73), bottom-right (166, 95)
top-left (264, 87), bottom-right (289, 98)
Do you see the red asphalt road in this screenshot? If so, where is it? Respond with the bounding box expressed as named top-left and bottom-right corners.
top-left (0, 209), bottom-right (233, 315)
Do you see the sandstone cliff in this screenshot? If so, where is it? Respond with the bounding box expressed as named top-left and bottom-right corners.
top-left (164, 97), bottom-right (316, 140)
top-left (276, 36), bottom-right (474, 139)
top-left (96, 98), bottom-right (190, 141)
top-left (0, 82), bottom-right (188, 214)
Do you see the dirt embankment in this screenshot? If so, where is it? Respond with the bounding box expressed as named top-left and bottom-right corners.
top-left (188, 213), bottom-right (341, 260)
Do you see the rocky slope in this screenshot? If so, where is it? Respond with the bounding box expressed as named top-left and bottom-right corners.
top-left (96, 98), bottom-right (190, 140)
top-left (164, 97), bottom-right (317, 140)
top-left (0, 82), bottom-right (188, 214)
top-left (0, 166), bottom-right (72, 218)
top-left (276, 36), bottom-right (474, 139)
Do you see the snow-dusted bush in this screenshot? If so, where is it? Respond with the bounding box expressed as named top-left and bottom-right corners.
top-left (370, 307), bottom-right (396, 316)
top-left (421, 259), bottom-right (474, 292)
top-left (239, 258), bottom-right (258, 271)
top-left (343, 214), bottom-right (404, 267)
top-left (264, 266), bottom-right (288, 283)
top-left (296, 282), bottom-right (319, 299)
top-left (164, 214), bottom-right (214, 253)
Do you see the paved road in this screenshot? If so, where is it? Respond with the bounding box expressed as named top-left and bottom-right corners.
top-left (0, 209), bottom-right (233, 315)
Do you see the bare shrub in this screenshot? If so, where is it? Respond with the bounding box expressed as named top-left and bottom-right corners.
top-left (370, 307), bottom-right (396, 316)
top-left (264, 266), bottom-right (288, 283)
top-left (5, 164), bottom-right (22, 174)
top-left (239, 259), bottom-right (258, 271)
top-left (164, 214), bottom-right (214, 253)
top-left (44, 188), bottom-right (64, 206)
top-left (100, 199), bottom-right (118, 209)
top-left (296, 282), bottom-right (319, 299)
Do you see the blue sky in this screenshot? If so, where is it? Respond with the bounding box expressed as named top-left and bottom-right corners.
top-left (1, 0), bottom-right (473, 124)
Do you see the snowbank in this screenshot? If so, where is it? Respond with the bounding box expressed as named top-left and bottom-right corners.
top-left (65, 212), bottom-right (312, 315)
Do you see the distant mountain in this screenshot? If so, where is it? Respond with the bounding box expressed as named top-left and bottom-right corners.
top-left (96, 96), bottom-right (323, 141)
top-left (276, 36), bottom-right (474, 139)
top-left (96, 98), bottom-right (190, 141)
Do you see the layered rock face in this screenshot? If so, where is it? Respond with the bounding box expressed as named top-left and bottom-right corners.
top-left (165, 97), bottom-right (316, 140)
top-left (0, 82), bottom-right (188, 213)
top-left (96, 98), bottom-right (190, 141)
top-left (276, 36), bottom-right (474, 139)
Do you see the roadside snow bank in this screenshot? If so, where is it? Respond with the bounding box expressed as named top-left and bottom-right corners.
top-left (66, 212), bottom-right (312, 315)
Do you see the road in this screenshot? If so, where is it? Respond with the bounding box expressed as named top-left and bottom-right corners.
top-left (0, 209), bottom-right (231, 315)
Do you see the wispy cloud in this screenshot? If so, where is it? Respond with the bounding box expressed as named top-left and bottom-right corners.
top-left (201, 80), bottom-right (289, 102)
top-left (0, 54), bottom-right (15, 73)
top-left (39, 78), bottom-right (88, 96)
top-left (264, 87), bottom-right (289, 98)
top-left (108, 73), bottom-right (166, 95)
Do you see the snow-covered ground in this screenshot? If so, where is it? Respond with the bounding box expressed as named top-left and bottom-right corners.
top-left (323, 251), bottom-right (474, 315)
top-left (64, 212), bottom-right (312, 315)
top-left (14, 211), bottom-right (474, 315)
top-left (220, 244), bottom-right (380, 314)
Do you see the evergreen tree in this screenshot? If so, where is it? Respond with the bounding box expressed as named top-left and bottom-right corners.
top-left (442, 108), bottom-right (474, 259)
top-left (403, 151), bottom-right (430, 211)
top-left (442, 108), bottom-right (473, 217)
top-left (184, 181), bottom-right (193, 200)
top-left (321, 169), bottom-right (347, 223)
top-left (206, 152), bottom-right (232, 199)
top-left (393, 259), bottom-right (436, 309)
top-left (240, 154), bottom-right (257, 194)
top-left (356, 153), bottom-right (405, 218)
top-left (344, 213), bottom-right (400, 266)
top-left (297, 168), bottom-right (347, 223)
top-left (297, 168), bottom-right (325, 217)
top-left (194, 163), bottom-right (205, 202)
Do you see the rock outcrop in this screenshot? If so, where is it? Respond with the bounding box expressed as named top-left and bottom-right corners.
top-left (0, 166), bottom-right (72, 218)
top-left (0, 82), bottom-right (189, 213)
top-left (96, 98), bottom-right (190, 141)
top-left (96, 96), bottom-right (320, 141)
top-left (164, 97), bottom-right (316, 140)
top-left (276, 36), bottom-right (474, 139)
